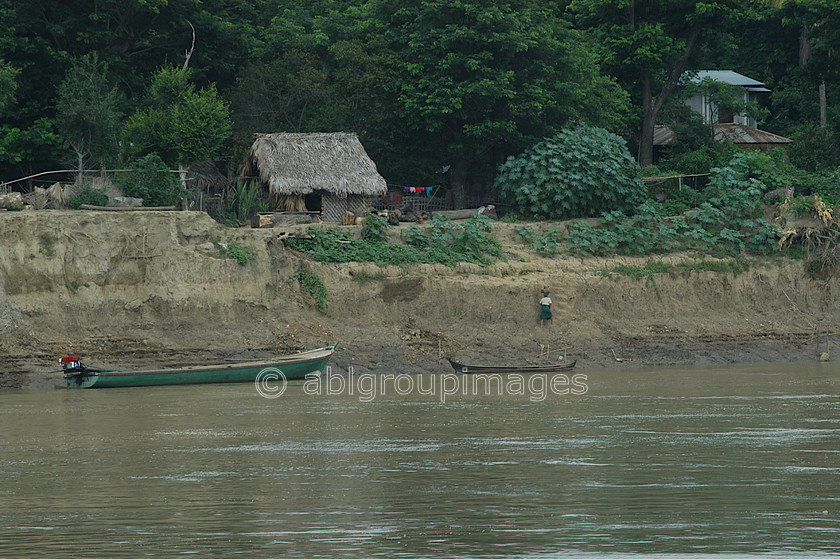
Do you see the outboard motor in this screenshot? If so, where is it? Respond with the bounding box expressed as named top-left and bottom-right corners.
top-left (59, 356), bottom-right (83, 372)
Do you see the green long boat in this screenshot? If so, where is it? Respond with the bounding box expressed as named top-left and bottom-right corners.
top-left (60, 344), bottom-right (337, 389)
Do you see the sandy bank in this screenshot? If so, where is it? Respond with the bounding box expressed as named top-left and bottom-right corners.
top-left (0, 210), bottom-right (836, 389)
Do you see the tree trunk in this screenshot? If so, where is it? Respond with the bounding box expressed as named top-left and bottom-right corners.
top-left (73, 144), bottom-right (85, 186)
top-left (637, 27), bottom-right (701, 167)
top-left (799, 23), bottom-right (811, 66)
top-left (177, 162), bottom-right (189, 210)
top-left (638, 74), bottom-right (655, 167)
top-left (449, 159), bottom-right (469, 209)
top-left (819, 81), bottom-right (827, 128)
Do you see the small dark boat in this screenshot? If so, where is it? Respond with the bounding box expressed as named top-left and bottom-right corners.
top-left (447, 358), bottom-right (576, 374)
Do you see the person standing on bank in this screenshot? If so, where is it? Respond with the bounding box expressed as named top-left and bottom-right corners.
top-left (539, 290), bottom-right (552, 326)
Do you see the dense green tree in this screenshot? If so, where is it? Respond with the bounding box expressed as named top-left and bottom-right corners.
top-left (362, 0), bottom-right (630, 203)
top-left (120, 152), bottom-right (186, 207)
top-left (122, 65), bottom-right (231, 180)
top-left (568, 0), bottom-right (763, 167)
top-left (0, 0), bottom-right (260, 181)
top-left (55, 53), bottom-right (123, 183)
top-left (0, 59), bottom-right (17, 112)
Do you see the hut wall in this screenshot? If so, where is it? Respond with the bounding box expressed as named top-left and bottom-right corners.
top-left (322, 193), bottom-right (372, 223)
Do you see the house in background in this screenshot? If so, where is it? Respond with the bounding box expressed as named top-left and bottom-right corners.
top-left (654, 70), bottom-right (792, 154)
top-left (684, 70), bottom-right (770, 127)
top-left (240, 132), bottom-right (387, 223)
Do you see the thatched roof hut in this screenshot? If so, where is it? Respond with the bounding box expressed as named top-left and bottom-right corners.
top-left (240, 133), bottom-right (387, 220)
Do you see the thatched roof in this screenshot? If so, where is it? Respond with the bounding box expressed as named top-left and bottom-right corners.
top-left (189, 159), bottom-right (231, 194)
top-left (241, 132), bottom-right (387, 197)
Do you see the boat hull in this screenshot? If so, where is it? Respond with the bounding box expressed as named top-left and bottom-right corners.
top-left (64, 345), bottom-right (336, 389)
top-left (447, 358), bottom-right (576, 374)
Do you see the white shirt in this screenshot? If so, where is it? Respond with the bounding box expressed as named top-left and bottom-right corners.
top-left (540, 297), bottom-right (552, 306)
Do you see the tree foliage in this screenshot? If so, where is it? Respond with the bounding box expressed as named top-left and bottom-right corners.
top-left (365, 0), bottom-right (630, 201)
top-left (122, 66), bottom-right (231, 168)
top-left (0, 0), bottom-right (838, 207)
top-left (0, 58), bottom-right (17, 112)
top-left (496, 124), bottom-right (646, 220)
top-left (568, 0), bottom-right (764, 167)
top-left (55, 53), bottom-right (122, 179)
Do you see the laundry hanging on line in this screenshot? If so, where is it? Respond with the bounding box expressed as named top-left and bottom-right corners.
top-left (403, 186), bottom-right (434, 197)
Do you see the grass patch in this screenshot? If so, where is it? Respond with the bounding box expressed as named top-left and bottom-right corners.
top-left (611, 260), bottom-right (671, 279)
top-left (679, 259), bottom-right (749, 275)
top-left (352, 270), bottom-right (388, 282)
top-left (599, 258), bottom-right (749, 282)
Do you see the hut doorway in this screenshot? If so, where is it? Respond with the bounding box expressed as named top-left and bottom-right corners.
top-left (304, 193), bottom-right (322, 213)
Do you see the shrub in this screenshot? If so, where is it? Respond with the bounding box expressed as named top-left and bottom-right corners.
top-left (787, 124), bottom-right (840, 173)
top-left (120, 153), bottom-right (185, 207)
top-left (515, 226), bottom-right (563, 254)
top-left (213, 239), bottom-right (252, 265)
top-left (496, 123), bottom-right (646, 220)
top-left (799, 171), bottom-right (840, 205)
top-left (68, 185), bottom-right (109, 209)
top-left (361, 211), bottom-right (389, 243)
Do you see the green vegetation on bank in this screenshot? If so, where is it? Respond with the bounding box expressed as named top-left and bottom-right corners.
top-left (285, 214), bottom-right (502, 267)
top-left (597, 258), bottom-right (750, 280)
top-left (120, 153), bottom-right (186, 207)
top-left (210, 238), bottom-right (253, 266)
top-left (496, 124), bottom-right (646, 220)
top-left (68, 185), bottom-right (109, 209)
top-left (293, 266), bottom-right (329, 314)
top-left (514, 150), bottom-right (837, 271)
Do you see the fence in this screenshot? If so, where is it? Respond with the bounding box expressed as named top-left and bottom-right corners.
top-left (374, 186), bottom-right (450, 213)
top-left (1, 167), bottom-right (229, 213)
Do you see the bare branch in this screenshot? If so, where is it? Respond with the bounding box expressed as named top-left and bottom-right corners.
top-left (182, 20), bottom-right (196, 73)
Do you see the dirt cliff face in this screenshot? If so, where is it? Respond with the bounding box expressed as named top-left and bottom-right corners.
top-left (0, 211), bottom-right (837, 388)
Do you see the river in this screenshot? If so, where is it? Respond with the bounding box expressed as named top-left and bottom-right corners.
top-left (1, 362), bottom-right (839, 557)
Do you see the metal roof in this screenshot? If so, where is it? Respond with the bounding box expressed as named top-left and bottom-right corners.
top-left (687, 70), bottom-right (767, 88)
top-left (653, 125), bottom-right (676, 145)
top-left (712, 123), bottom-right (792, 144)
top-left (653, 123), bottom-right (792, 146)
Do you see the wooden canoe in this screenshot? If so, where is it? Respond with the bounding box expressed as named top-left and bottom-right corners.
top-left (61, 344), bottom-right (337, 389)
top-left (447, 358), bottom-right (576, 374)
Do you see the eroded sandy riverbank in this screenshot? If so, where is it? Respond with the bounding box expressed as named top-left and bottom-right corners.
top-left (1, 211), bottom-right (836, 389)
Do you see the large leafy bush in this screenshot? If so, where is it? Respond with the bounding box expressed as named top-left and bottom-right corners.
top-left (496, 124), bottom-right (646, 219)
top-left (120, 153), bottom-right (185, 207)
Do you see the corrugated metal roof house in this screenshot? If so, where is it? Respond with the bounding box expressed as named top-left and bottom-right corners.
top-left (654, 70), bottom-right (792, 153)
top-left (683, 70), bottom-right (771, 128)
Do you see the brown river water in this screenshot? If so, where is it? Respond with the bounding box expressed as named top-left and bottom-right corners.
top-left (1, 362), bottom-right (839, 558)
